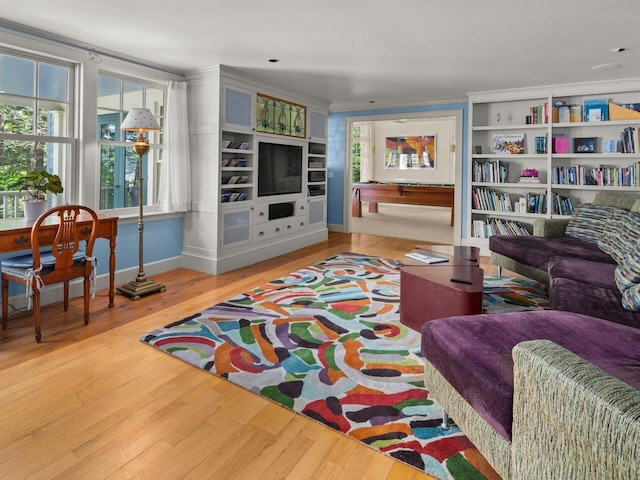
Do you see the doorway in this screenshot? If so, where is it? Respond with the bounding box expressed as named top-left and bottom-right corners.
top-left (344, 110), bottom-right (463, 244)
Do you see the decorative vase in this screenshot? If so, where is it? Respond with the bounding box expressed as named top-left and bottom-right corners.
top-left (23, 201), bottom-right (48, 221)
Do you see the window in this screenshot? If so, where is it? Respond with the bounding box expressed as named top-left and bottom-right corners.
top-left (97, 74), bottom-right (165, 211)
top-left (0, 50), bottom-right (73, 217)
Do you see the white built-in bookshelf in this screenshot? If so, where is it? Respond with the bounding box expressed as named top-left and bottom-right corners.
top-left (466, 79), bottom-right (640, 253)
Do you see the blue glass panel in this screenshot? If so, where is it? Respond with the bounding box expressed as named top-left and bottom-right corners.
top-left (0, 55), bottom-right (35, 96)
top-left (97, 76), bottom-right (121, 108)
top-left (38, 63), bottom-right (68, 101)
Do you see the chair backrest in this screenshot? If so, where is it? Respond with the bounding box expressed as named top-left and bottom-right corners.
top-left (30, 205), bottom-right (99, 273)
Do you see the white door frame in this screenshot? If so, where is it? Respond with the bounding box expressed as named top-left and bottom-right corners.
top-left (343, 109), bottom-right (463, 244)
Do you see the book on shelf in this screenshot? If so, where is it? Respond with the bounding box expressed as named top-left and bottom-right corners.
top-left (528, 103), bottom-right (552, 124)
top-left (471, 187), bottom-right (512, 212)
top-left (583, 98), bottom-right (609, 122)
top-left (526, 192), bottom-right (547, 214)
top-left (223, 175), bottom-right (248, 185)
top-left (519, 168), bottom-right (539, 183)
top-left (472, 159), bottom-right (508, 183)
top-left (405, 251), bottom-right (449, 264)
top-left (553, 193), bottom-right (574, 215)
top-left (620, 127), bottom-right (639, 153)
top-left (570, 105), bottom-right (582, 122)
top-left (552, 134), bottom-right (569, 153)
top-left (472, 218), bottom-right (532, 238)
top-left (535, 136), bottom-right (548, 154)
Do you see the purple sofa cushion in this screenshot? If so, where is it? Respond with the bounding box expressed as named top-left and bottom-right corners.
top-left (489, 235), bottom-right (615, 271)
top-left (421, 310), bottom-right (640, 440)
top-left (548, 257), bottom-right (618, 291)
top-left (549, 276), bottom-right (640, 329)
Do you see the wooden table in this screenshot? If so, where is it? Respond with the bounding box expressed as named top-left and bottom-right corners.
top-left (400, 246), bottom-right (483, 331)
top-left (352, 183), bottom-right (455, 225)
top-left (0, 214), bottom-right (119, 307)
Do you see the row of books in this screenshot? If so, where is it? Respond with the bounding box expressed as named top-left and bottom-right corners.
top-left (524, 192), bottom-right (575, 215)
top-left (472, 160), bottom-right (508, 183)
top-left (553, 193), bottom-right (575, 216)
top-left (529, 104), bottom-right (550, 124)
top-left (619, 127), bottom-right (640, 153)
top-left (221, 157), bottom-right (248, 167)
top-left (472, 188), bottom-right (513, 212)
top-left (221, 190), bottom-right (248, 202)
top-left (550, 163), bottom-right (640, 187)
top-left (472, 218), bottom-right (532, 238)
top-left (222, 140), bottom-right (250, 150)
top-left (221, 175), bottom-right (249, 185)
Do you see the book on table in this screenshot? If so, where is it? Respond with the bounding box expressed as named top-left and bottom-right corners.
top-left (405, 251), bottom-right (449, 264)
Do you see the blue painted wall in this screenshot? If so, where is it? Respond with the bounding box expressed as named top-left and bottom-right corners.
top-left (104, 216), bottom-right (183, 273)
top-left (326, 102), bottom-right (468, 231)
top-left (1, 216), bottom-right (183, 297)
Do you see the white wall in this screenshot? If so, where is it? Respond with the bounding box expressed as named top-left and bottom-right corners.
top-left (372, 116), bottom-right (456, 184)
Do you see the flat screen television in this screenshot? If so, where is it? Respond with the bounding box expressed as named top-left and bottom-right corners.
top-left (258, 141), bottom-right (303, 197)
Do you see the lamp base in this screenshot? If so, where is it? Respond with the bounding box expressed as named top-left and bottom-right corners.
top-left (117, 278), bottom-right (166, 301)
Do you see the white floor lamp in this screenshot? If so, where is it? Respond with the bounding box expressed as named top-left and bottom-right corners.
top-left (117, 108), bottom-right (166, 300)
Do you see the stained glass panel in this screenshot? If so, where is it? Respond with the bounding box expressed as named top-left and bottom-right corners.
top-left (256, 93), bottom-right (306, 138)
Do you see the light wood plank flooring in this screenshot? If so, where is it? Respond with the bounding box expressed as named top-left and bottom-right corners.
top-left (0, 232), bottom-right (498, 480)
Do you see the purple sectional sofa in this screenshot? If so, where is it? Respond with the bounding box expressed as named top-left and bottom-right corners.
top-left (420, 310), bottom-right (640, 479)
top-left (489, 191), bottom-right (640, 327)
top-left (418, 191), bottom-right (640, 477)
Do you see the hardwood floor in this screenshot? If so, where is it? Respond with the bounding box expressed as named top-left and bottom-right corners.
top-left (0, 232), bottom-right (498, 480)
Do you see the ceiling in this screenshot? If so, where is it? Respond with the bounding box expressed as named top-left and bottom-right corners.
top-left (2, 0), bottom-right (640, 110)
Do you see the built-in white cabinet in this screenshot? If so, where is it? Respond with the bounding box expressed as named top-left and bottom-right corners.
top-left (466, 79), bottom-right (640, 254)
top-left (221, 206), bottom-right (252, 247)
top-left (308, 108), bottom-right (327, 142)
top-left (183, 66), bottom-right (329, 275)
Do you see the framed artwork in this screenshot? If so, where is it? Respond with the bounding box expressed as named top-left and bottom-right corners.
top-left (574, 137), bottom-right (597, 153)
top-left (384, 135), bottom-right (436, 169)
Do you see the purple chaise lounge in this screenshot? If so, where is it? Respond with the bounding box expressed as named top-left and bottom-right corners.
top-left (420, 310), bottom-right (640, 479)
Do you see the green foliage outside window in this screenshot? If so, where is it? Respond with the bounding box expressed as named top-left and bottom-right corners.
top-left (352, 126), bottom-right (361, 183)
top-left (0, 104), bottom-right (49, 193)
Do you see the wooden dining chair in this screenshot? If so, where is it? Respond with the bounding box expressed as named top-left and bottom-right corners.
top-left (1, 205), bottom-right (99, 342)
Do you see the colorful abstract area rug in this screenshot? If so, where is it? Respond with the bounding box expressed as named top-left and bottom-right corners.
top-left (141, 253), bottom-right (548, 479)
top-left (482, 274), bottom-right (549, 313)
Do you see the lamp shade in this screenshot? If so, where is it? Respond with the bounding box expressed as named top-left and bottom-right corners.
top-left (120, 108), bottom-right (161, 131)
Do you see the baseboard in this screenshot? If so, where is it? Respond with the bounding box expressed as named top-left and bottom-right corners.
top-left (182, 229), bottom-right (329, 275)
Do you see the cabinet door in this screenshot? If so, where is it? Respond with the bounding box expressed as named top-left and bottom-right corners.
top-left (222, 84), bottom-right (255, 132)
top-left (308, 198), bottom-right (326, 226)
top-left (308, 108), bottom-right (327, 141)
top-left (221, 208), bottom-right (252, 247)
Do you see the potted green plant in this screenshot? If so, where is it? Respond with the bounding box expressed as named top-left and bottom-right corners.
top-left (10, 170), bottom-right (64, 220)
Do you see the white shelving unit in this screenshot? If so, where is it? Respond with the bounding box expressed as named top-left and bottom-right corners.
top-left (466, 80), bottom-right (640, 254)
top-left (184, 66), bottom-right (329, 274)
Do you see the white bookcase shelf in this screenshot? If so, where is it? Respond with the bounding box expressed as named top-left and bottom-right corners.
top-left (466, 79), bottom-right (640, 252)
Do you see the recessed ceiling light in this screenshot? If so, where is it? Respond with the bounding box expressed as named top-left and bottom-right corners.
top-left (610, 47), bottom-right (627, 53)
top-left (369, 100), bottom-right (376, 104)
top-left (592, 63), bottom-right (620, 71)
top-left (268, 58), bottom-right (279, 63)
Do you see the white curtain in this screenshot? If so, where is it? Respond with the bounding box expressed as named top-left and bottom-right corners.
top-left (158, 79), bottom-right (191, 212)
top-left (358, 122), bottom-right (375, 181)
